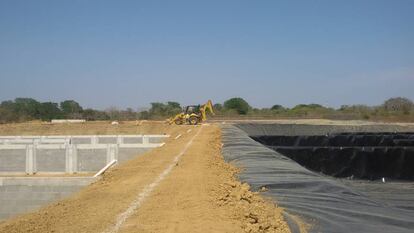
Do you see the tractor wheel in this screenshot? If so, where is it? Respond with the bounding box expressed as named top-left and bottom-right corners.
top-left (174, 118), bottom-right (183, 125)
top-left (188, 116), bottom-right (199, 125)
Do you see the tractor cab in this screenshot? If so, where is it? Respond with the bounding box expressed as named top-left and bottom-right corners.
top-left (184, 105), bottom-right (200, 115)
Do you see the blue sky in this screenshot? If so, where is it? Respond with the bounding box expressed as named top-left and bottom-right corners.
top-left (0, 0), bottom-right (413, 110)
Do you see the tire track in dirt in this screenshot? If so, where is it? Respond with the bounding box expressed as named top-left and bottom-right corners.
top-left (0, 126), bottom-right (197, 233)
top-left (103, 126), bottom-right (203, 233)
top-left (119, 126), bottom-right (291, 233)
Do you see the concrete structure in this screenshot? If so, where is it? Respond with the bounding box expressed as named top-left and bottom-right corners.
top-left (0, 134), bottom-right (168, 145)
top-left (51, 119), bottom-right (86, 123)
top-left (0, 177), bottom-right (97, 220)
top-left (0, 135), bottom-right (168, 175)
top-left (0, 134), bottom-right (169, 221)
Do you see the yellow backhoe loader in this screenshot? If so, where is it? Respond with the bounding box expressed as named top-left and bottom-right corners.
top-left (168, 100), bottom-right (214, 125)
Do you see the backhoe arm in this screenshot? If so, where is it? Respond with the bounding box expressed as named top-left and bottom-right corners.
top-left (200, 100), bottom-right (215, 121)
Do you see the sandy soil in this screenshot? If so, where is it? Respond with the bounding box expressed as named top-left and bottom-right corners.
top-left (1, 119), bottom-right (412, 136)
top-left (0, 124), bottom-right (290, 233)
top-left (0, 120), bottom-right (189, 136)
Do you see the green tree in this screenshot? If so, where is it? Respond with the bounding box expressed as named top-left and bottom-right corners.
top-left (271, 105), bottom-right (285, 111)
top-left (213, 103), bottom-right (223, 114)
top-left (149, 102), bottom-right (167, 117)
top-left (138, 110), bottom-right (150, 120)
top-left (106, 106), bottom-right (121, 120)
top-left (0, 106), bottom-right (16, 123)
top-left (148, 102), bottom-right (182, 118)
top-left (223, 97), bottom-right (250, 115)
top-left (213, 103), bottom-right (223, 111)
top-left (60, 100), bottom-right (83, 118)
top-left (119, 108), bottom-right (138, 120)
top-left (167, 101), bottom-right (181, 109)
top-left (288, 103), bottom-right (333, 117)
top-left (15, 98), bottom-right (41, 119)
top-left (166, 101), bottom-right (182, 116)
top-left (292, 104), bottom-right (324, 110)
top-left (383, 97), bottom-right (413, 114)
top-left (82, 109), bottom-right (110, 121)
top-left (0, 98), bottom-right (41, 121)
top-left (38, 102), bottom-right (63, 121)
top-left (0, 101), bottom-right (18, 121)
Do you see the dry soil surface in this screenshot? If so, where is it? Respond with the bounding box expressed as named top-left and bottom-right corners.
top-left (0, 120), bottom-right (187, 136)
top-left (0, 124), bottom-right (291, 233)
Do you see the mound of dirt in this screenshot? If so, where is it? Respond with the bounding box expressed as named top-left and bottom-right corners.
top-left (0, 120), bottom-right (190, 136)
top-left (218, 181), bottom-right (289, 233)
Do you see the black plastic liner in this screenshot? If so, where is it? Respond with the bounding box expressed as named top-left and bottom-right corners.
top-left (221, 124), bottom-right (414, 233)
top-left (252, 134), bottom-right (414, 147)
top-left (237, 123), bottom-right (414, 137)
top-left (274, 146), bottom-right (414, 180)
top-left (252, 134), bottom-right (414, 180)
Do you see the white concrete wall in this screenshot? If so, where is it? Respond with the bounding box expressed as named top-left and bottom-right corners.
top-left (0, 177), bottom-right (97, 220)
top-left (0, 135), bottom-right (168, 175)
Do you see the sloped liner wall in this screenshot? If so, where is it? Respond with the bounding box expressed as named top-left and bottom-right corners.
top-left (221, 124), bottom-right (414, 233)
top-left (252, 133), bottom-right (414, 180)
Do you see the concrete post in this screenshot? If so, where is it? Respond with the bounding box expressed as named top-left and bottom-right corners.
top-left (142, 136), bottom-right (149, 144)
top-left (115, 144), bottom-right (119, 161)
top-left (106, 145), bottom-right (118, 163)
top-left (65, 144), bottom-right (78, 174)
top-left (65, 136), bottom-right (71, 145)
top-left (65, 144), bottom-right (71, 173)
top-left (73, 145), bottom-right (78, 173)
top-left (117, 136), bottom-right (124, 144)
top-left (25, 145), bottom-right (36, 175)
top-left (91, 136), bottom-right (98, 144)
top-left (106, 144), bottom-right (110, 163)
top-left (33, 142), bottom-right (38, 173)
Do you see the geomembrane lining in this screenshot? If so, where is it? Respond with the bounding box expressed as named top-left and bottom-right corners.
top-left (252, 133), bottom-right (414, 181)
top-left (222, 124), bottom-right (414, 233)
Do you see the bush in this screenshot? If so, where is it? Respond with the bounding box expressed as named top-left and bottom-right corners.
top-left (383, 97), bottom-right (413, 114)
top-left (271, 105), bottom-right (285, 111)
top-left (138, 111), bottom-right (150, 120)
top-left (223, 97), bottom-right (250, 115)
top-left (0, 107), bottom-right (16, 123)
top-left (82, 109), bottom-right (110, 121)
top-left (213, 103), bottom-right (223, 111)
top-left (148, 102), bottom-right (182, 118)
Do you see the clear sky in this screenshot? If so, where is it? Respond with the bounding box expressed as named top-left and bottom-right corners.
top-left (0, 0), bottom-right (413, 110)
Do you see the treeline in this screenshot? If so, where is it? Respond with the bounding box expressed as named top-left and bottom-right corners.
top-left (0, 97), bottom-right (413, 124)
top-left (0, 98), bottom-right (184, 123)
top-left (213, 97), bottom-right (414, 122)
top-left (0, 98), bottom-right (110, 123)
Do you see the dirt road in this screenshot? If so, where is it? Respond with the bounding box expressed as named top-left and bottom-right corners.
top-left (0, 124), bottom-right (290, 233)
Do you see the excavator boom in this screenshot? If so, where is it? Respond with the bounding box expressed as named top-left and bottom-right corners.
top-left (200, 100), bottom-right (215, 121)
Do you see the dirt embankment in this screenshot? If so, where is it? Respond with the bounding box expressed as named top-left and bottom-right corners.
top-left (0, 120), bottom-right (189, 136)
top-left (120, 125), bottom-right (290, 233)
top-left (0, 124), bottom-right (290, 233)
